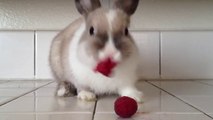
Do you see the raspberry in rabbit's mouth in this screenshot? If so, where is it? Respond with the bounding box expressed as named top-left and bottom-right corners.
top-left (94, 58), bottom-right (117, 77)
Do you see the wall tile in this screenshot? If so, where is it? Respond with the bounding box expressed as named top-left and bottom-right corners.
top-left (110, 0), bottom-right (213, 30)
top-left (35, 31), bottom-right (58, 79)
top-left (132, 32), bottom-right (160, 79)
top-left (161, 31), bottom-right (213, 79)
top-left (0, 0), bottom-right (109, 30)
top-left (0, 31), bottom-right (34, 79)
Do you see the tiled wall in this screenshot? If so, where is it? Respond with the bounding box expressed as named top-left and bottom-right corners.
top-left (1, 0), bottom-right (213, 80)
top-left (1, 31), bottom-right (213, 80)
top-left (1, 0), bottom-right (213, 30)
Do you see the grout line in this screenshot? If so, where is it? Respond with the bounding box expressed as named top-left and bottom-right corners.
top-left (193, 80), bottom-right (213, 87)
top-left (33, 88), bottom-right (36, 116)
top-left (0, 81), bottom-right (11, 84)
top-left (0, 81), bottom-right (54, 107)
top-left (92, 100), bottom-right (98, 120)
top-left (34, 30), bottom-right (37, 79)
top-left (146, 81), bottom-right (213, 119)
top-left (159, 32), bottom-right (162, 77)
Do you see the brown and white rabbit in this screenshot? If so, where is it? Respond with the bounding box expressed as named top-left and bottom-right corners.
top-left (49, 0), bottom-right (143, 102)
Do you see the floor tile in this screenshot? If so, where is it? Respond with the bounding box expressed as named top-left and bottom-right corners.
top-left (96, 82), bottom-right (201, 114)
top-left (0, 86), bottom-right (95, 113)
top-left (0, 81), bottom-right (34, 88)
top-left (150, 81), bottom-right (213, 96)
top-left (0, 113), bottom-right (93, 120)
top-left (0, 94), bottom-right (95, 113)
top-left (179, 96), bottom-right (213, 116)
top-left (96, 82), bottom-right (161, 113)
top-left (35, 88), bottom-right (56, 97)
top-left (0, 80), bottom-right (51, 88)
top-left (0, 88), bottom-right (33, 105)
top-left (35, 81), bottom-right (56, 88)
top-left (149, 81), bottom-right (213, 118)
top-left (0, 97), bottom-right (11, 105)
top-left (94, 113), bottom-right (212, 120)
top-left (0, 94), bottom-right (34, 112)
top-left (195, 80), bottom-right (213, 86)
top-left (1, 80), bottom-right (213, 120)
top-left (0, 81), bottom-right (9, 84)
top-left (35, 82), bottom-right (57, 97)
top-left (0, 114), bottom-right (35, 120)
top-left (35, 97), bottom-right (95, 113)
top-left (0, 88), bottom-right (32, 97)
top-left (159, 92), bottom-right (199, 113)
top-left (0, 81), bottom-right (52, 105)
top-left (36, 113), bottom-right (93, 120)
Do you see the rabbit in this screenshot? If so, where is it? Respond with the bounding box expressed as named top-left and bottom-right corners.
top-left (49, 0), bottom-right (143, 102)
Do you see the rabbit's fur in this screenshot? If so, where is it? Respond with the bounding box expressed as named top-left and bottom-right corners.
top-left (49, 0), bottom-right (143, 102)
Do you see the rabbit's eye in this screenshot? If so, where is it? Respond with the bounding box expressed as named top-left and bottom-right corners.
top-left (124, 27), bottom-right (129, 36)
top-left (89, 26), bottom-right (94, 35)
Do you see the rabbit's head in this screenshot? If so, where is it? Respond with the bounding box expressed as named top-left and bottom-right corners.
top-left (75, 0), bottom-right (139, 64)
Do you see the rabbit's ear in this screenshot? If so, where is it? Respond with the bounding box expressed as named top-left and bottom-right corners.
top-left (113, 0), bottom-right (139, 16)
top-left (75, 0), bottom-right (101, 16)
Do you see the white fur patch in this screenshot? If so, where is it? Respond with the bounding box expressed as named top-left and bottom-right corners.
top-left (106, 10), bottom-right (117, 31)
top-left (64, 15), bottom-right (140, 97)
top-left (77, 90), bottom-right (96, 101)
top-left (97, 10), bottom-right (121, 62)
top-left (98, 39), bottom-right (122, 62)
top-left (57, 87), bottom-right (66, 97)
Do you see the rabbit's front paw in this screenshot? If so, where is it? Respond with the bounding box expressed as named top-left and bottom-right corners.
top-left (77, 91), bottom-right (97, 101)
top-left (119, 87), bottom-right (144, 103)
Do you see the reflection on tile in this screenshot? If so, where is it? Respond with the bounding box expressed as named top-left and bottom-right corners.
top-left (0, 93), bottom-right (95, 113)
top-left (37, 113), bottom-right (93, 120)
top-left (94, 113), bottom-right (212, 120)
top-left (179, 96), bottom-right (213, 116)
top-left (35, 82), bottom-right (57, 97)
top-left (35, 88), bottom-right (56, 97)
top-left (160, 92), bottom-right (198, 113)
top-left (150, 81), bottom-right (213, 96)
top-left (0, 81), bottom-right (52, 105)
top-left (35, 81), bottom-right (56, 88)
top-left (0, 80), bottom-right (51, 88)
top-left (0, 88), bottom-right (33, 104)
top-left (36, 97), bottom-right (95, 113)
top-left (0, 81), bottom-right (34, 88)
top-left (149, 81), bottom-right (213, 118)
top-left (0, 89), bottom-right (32, 96)
top-left (0, 81), bottom-right (9, 84)
top-left (0, 114), bottom-right (35, 120)
top-left (96, 82), bottom-right (200, 114)
top-left (0, 113), bottom-right (93, 120)
top-left (0, 97), bottom-right (11, 104)
top-left (195, 80), bottom-right (213, 86)
top-left (0, 80), bottom-right (213, 120)
top-left (0, 96), bottom-right (34, 112)
top-left (96, 96), bottom-right (117, 113)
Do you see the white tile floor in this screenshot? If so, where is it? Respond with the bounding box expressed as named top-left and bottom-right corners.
top-left (0, 80), bottom-right (213, 120)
